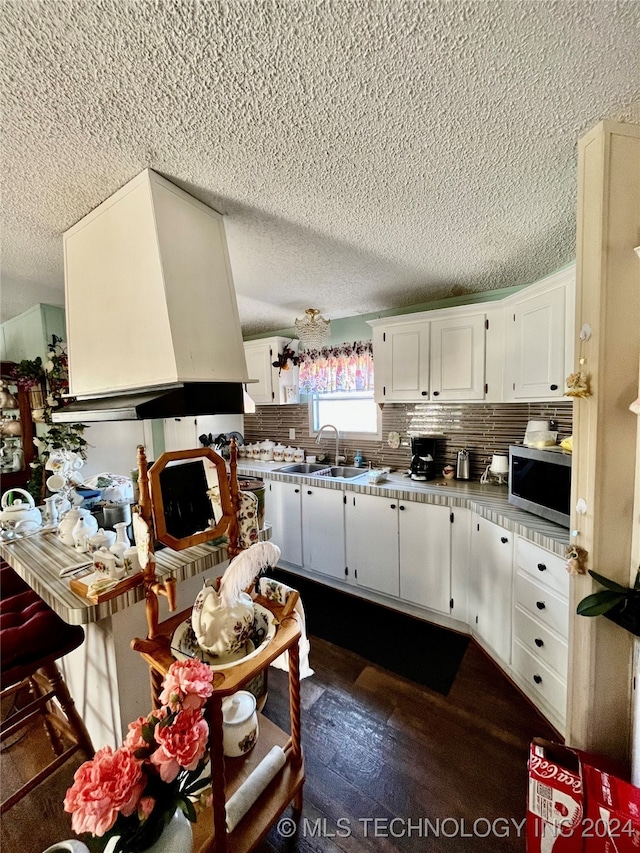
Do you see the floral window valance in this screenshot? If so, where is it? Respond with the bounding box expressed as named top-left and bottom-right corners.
top-left (298, 341), bottom-right (374, 394)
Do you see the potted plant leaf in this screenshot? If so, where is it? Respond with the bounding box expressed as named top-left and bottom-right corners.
top-left (577, 568), bottom-right (640, 637)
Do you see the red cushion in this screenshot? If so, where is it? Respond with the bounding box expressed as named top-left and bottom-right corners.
top-left (0, 571), bottom-right (85, 680)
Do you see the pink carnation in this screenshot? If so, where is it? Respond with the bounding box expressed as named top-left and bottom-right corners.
top-left (159, 659), bottom-right (213, 711)
top-left (138, 796), bottom-right (156, 821)
top-left (150, 708), bottom-right (208, 783)
top-left (124, 709), bottom-right (166, 751)
top-left (63, 746), bottom-right (145, 836)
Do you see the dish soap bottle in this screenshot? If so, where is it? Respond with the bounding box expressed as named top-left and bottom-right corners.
top-left (354, 449), bottom-right (364, 468)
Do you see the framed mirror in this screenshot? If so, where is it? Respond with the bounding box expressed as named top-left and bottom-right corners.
top-left (147, 447), bottom-right (234, 551)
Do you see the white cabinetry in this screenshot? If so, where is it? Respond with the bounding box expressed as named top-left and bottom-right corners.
top-left (301, 486), bottom-right (345, 579)
top-left (345, 493), bottom-right (451, 612)
top-left (511, 538), bottom-right (569, 730)
top-left (243, 337), bottom-right (299, 405)
top-left (371, 322), bottom-right (430, 402)
top-left (469, 514), bottom-right (513, 665)
top-left (430, 313), bottom-right (486, 401)
top-left (504, 266), bottom-right (575, 401)
top-left (266, 480), bottom-right (303, 568)
top-left (369, 306), bottom-right (489, 403)
top-left (345, 492), bottom-right (399, 596)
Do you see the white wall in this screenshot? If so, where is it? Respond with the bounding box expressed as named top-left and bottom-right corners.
top-left (81, 421), bottom-right (152, 478)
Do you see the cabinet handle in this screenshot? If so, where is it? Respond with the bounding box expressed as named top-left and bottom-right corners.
top-left (421, 391), bottom-right (428, 396)
top-left (534, 638), bottom-right (544, 648)
top-left (294, 488), bottom-right (300, 493)
top-left (390, 504), bottom-right (396, 510)
top-left (550, 384), bottom-right (558, 391)
top-left (432, 391), bottom-right (439, 396)
top-left (399, 505), bottom-right (405, 510)
top-left (307, 490), bottom-right (312, 495)
top-left (533, 674), bottom-right (542, 685)
top-left (536, 601), bottom-right (546, 610)
top-left (537, 563), bottom-right (547, 572)
top-left (500, 536), bottom-right (508, 544)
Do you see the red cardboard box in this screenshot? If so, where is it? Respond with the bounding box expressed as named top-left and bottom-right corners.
top-left (582, 765), bottom-right (640, 852)
top-left (528, 740), bottom-right (584, 853)
top-left (527, 740), bottom-right (640, 853)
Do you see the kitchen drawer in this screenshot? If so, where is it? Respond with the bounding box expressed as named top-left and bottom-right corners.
top-left (515, 571), bottom-right (569, 639)
top-left (513, 605), bottom-right (568, 679)
top-left (512, 639), bottom-right (567, 719)
top-left (516, 538), bottom-right (569, 598)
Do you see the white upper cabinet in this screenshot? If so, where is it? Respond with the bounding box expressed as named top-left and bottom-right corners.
top-left (430, 313), bottom-right (486, 401)
top-left (243, 337), bottom-right (299, 406)
top-left (371, 321), bottom-right (430, 402)
top-left (504, 266), bottom-right (575, 401)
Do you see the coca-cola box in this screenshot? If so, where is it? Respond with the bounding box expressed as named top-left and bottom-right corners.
top-left (527, 739), bottom-right (640, 853)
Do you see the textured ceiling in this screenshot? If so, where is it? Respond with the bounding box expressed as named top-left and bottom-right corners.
top-left (1, 0), bottom-right (639, 336)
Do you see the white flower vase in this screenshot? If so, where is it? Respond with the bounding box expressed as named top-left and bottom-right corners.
top-left (103, 809), bottom-right (193, 853)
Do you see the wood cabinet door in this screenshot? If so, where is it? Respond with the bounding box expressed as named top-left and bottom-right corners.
top-left (506, 286), bottom-right (565, 399)
top-left (243, 342), bottom-right (274, 405)
top-left (267, 480), bottom-right (302, 567)
top-left (345, 492), bottom-right (399, 595)
top-left (430, 314), bottom-right (486, 401)
top-left (301, 486), bottom-right (345, 579)
top-left (469, 515), bottom-right (513, 664)
top-left (399, 501), bottom-right (451, 613)
top-left (377, 322), bottom-right (431, 401)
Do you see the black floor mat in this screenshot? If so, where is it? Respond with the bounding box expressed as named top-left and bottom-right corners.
top-left (270, 568), bottom-right (469, 695)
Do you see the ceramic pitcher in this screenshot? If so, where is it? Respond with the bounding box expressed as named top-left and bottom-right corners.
top-left (191, 581), bottom-right (254, 657)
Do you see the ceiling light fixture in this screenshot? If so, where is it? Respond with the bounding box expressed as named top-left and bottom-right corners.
top-left (294, 308), bottom-right (331, 350)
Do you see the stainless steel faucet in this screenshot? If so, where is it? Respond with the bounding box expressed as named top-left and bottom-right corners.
top-left (316, 423), bottom-right (341, 465)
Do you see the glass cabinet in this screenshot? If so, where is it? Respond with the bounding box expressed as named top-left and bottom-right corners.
top-left (0, 362), bottom-right (40, 492)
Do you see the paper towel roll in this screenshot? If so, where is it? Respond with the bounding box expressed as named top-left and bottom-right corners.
top-left (225, 745), bottom-right (287, 832)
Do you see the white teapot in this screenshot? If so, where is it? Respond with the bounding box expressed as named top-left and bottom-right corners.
top-left (58, 507), bottom-right (96, 547)
top-left (192, 581), bottom-right (255, 658)
top-left (0, 488), bottom-right (42, 527)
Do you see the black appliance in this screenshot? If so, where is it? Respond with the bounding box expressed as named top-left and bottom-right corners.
top-left (410, 436), bottom-right (439, 481)
top-left (508, 445), bottom-right (572, 528)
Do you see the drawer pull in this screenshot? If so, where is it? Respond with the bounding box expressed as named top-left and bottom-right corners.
top-left (399, 505), bottom-right (405, 511)
top-left (307, 490), bottom-right (313, 495)
top-left (294, 488), bottom-right (300, 493)
top-left (537, 563), bottom-right (547, 572)
top-left (533, 674), bottom-right (542, 685)
top-left (534, 638), bottom-right (544, 648)
top-left (421, 391), bottom-right (428, 396)
top-left (500, 537), bottom-right (508, 544)
top-left (536, 601), bottom-right (546, 610)
top-left (390, 504), bottom-right (396, 510)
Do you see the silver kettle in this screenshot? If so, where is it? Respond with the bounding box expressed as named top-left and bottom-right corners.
top-left (456, 449), bottom-right (470, 480)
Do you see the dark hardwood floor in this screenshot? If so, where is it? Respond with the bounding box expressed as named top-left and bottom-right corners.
top-left (0, 634), bottom-right (557, 852)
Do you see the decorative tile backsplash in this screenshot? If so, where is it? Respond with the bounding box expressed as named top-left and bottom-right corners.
top-left (243, 400), bottom-right (573, 480)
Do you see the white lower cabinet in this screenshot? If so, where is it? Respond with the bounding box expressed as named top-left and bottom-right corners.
top-left (345, 492), bottom-right (399, 595)
top-left (301, 486), bottom-right (346, 579)
top-left (344, 493), bottom-right (451, 611)
top-left (399, 501), bottom-right (451, 614)
top-left (511, 537), bottom-right (569, 730)
top-left (469, 514), bottom-right (513, 665)
top-left (266, 480), bottom-right (303, 568)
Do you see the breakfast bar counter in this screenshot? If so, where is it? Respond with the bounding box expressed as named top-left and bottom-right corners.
top-left (0, 532), bottom-right (232, 625)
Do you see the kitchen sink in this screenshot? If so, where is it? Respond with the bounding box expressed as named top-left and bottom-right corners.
top-left (316, 465), bottom-right (365, 480)
top-left (276, 463), bottom-right (328, 474)
top-left (275, 463), bottom-right (366, 481)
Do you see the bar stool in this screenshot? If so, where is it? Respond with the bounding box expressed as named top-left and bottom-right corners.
top-left (0, 561), bottom-right (94, 814)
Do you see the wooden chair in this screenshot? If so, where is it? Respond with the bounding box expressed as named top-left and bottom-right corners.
top-left (130, 441), bottom-right (305, 852)
top-left (0, 562), bottom-right (94, 814)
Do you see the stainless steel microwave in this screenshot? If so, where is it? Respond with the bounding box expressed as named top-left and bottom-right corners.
top-left (508, 445), bottom-right (572, 528)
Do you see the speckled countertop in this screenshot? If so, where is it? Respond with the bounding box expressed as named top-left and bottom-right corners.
top-left (238, 461), bottom-right (571, 558)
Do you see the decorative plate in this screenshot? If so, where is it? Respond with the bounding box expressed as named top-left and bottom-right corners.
top-left (171, 602), bottom-right (276, 670)
top-left (387, 431), bottom-right (401, 449)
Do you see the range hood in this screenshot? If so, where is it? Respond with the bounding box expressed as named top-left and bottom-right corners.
top-left (53, 169), bottom-right (250, 423)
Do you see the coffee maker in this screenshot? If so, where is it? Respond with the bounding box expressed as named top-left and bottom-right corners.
top-left (410, 436), bottom-right (439, 481)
